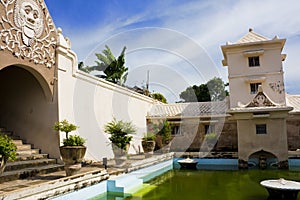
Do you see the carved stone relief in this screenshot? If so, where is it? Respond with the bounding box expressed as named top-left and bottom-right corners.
top-left (269, 81), bottom-right (285, 94)
top-left (247, 92), bottom-right (276, 107)
top-left (0, 0), bottom-right (56, 68)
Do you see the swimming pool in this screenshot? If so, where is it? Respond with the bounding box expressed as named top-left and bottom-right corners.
top-left (51, 158), bottom-right (300, 200)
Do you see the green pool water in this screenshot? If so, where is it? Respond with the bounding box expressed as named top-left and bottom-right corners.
top-left (93, 169), bottom-right (300, 200)
top-left (139, 170), bottom-right (300, 200)
top-left (93, 170), bottom-right (300, 200)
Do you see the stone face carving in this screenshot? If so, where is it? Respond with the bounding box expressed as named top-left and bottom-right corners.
top-left (247, 92), bottom-right (276, 107)
top-left (0, 0), bottom-right (56, 68)
top-left (14, 0), bottom-right (44, 46)
top-left (246, 86), bottom-right (276, 107)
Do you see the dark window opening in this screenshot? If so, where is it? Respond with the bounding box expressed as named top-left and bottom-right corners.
top-left (205, 124), bottom-right (215, 134)
top-left (256, 124), bottom-right (267, 134)
top-left (249, 56), bottom-right (260, 67)
top-left (172, 125), bottom-right (182, 135)
top-left (250, 83), bottom-right (261, 94)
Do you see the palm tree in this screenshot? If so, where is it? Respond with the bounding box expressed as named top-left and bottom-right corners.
top-left (81, 45), bottom-right (128, 85)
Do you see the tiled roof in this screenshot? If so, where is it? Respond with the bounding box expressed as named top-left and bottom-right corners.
top-left (148, 100), bottom-right (229, 118)
top-left (236, 29), bottom-right (269, 44)
top-left (148, 95), bottom-right (300, 118)
top-left (286, 94), bottom-right (300, 113)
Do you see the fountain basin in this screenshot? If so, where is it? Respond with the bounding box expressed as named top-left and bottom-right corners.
top-left (260, 178), bottom-right (300, 200)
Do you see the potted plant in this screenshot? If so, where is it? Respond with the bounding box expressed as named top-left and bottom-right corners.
top-left (104, 118), bottom-right (136, 166)
top-left (0, 134), bottom-right (17, 174)
top-left (155, 120), bottom-right (172, 153)
top-left (142, 133), bottom-right (156, 158)
top-left (204, 132), bottom-right (217, 150)
top-left (53, 119), bottom-right (86, 176)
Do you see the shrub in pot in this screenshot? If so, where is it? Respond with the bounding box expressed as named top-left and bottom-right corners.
top-left (204, 132), bottom-right (217, 150)
top-left (0, 134), bottom-right (17, 174)
top-left (154, 120), bottom-right (172, 153)
top-left (53, 120), bottom-right (86, 176)
top-left (104, 118), bottom-right (136, 165)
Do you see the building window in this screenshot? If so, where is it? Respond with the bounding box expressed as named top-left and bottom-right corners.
top-left (205, 124), bottom-right (215, 134)
top-left (250, 83), bottom-right (261, 94)
top-left (248, 56), bottom-right (260, 67)
top-left (172, 125), bottom-right (182, 135)
top-left (256, 124), bottom-right (267, 134)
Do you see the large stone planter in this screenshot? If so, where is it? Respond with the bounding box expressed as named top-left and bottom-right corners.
top-left (112, 144), bottom-right (129, 166)
top-left (60, 146), bottom-right (86, 176)
top-left (142, 140), bottom-right (155, 158)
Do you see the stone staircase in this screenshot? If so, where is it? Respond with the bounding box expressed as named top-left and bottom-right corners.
top-left (0, 128), bottom-right (64, 183)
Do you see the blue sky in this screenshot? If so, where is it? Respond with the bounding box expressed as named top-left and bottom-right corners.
top-left (44, 0), bottom-right (300, 102)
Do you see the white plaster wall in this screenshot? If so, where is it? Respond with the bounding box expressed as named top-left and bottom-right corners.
top-left (56, 33), bottom-right (158, 161)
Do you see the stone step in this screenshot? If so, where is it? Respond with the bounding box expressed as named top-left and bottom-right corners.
top-left (5, 158), bottom-right (57, 171)
top-left (0, 127), bottom-right (64, 182)
top-left (12, 139), bottom-right (23, 145)
top-left (0, 164), bottom-right (65, 183)
top-left (16, 144), bottom-right (32, 151)
top-left (15, 153), bottom-right (49, 161)
top-left (17, 149), bottom-right (40, 155)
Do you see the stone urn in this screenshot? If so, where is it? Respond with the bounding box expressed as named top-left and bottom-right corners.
top-left (142, 140), bottom-right (155, 158)
top-left (60, 146), bottom-right (86, 176)
top-left (112, 144), bottom-right (129, 166)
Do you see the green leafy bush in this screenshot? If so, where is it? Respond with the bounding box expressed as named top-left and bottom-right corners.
top-left (142, 133), bottom-right (156, 141)
top-left (157, 120), bottom-right (171, 144)
top-left (0, 134), bottom-right (17, 161)
top-left (53, 120), bottom-right (85, 146)
top-left (104, 118), bottom-right (136, 150)
top-left (63, 135), bottom-right (86, 146)
top-left (53, 119), bottom-right (78, 139)
top-left (205, 132), bottom-right (217, 142)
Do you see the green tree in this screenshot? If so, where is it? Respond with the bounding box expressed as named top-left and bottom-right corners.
top-left (152, 93), bottom-right (167, 103)
top-left (179, 77), bottom-right (228, 102)
top-left (207, 77), bottom-right (227, 101)
top-left (79, 45), bottom-right (128, 85)
top-left (180, 84), bottom-right (211, 102)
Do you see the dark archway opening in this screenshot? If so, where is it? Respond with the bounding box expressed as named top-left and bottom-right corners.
top-left (0, 66), bottom-right (60, 158)
top-left (249, 150), bottom-right (278, 169)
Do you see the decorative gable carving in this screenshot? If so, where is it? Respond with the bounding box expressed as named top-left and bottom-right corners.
top-left (0, 0), bottom-right (56, 68)
top-left (246, 86), bottom-right (276, 107)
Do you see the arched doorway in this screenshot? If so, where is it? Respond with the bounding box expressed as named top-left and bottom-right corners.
top-left (249, 150), bottom-right (278, 169)
top-left (0, 65), bottom-right (60, 158)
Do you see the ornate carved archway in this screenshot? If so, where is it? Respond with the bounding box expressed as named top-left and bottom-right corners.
top-left (0, 0), bottom-right (57, 101)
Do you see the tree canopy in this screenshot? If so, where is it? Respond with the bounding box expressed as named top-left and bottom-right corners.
top-left (152, 93), bottom-right (168, 103)
top-left (179, 77), bottom-right (228, 102)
